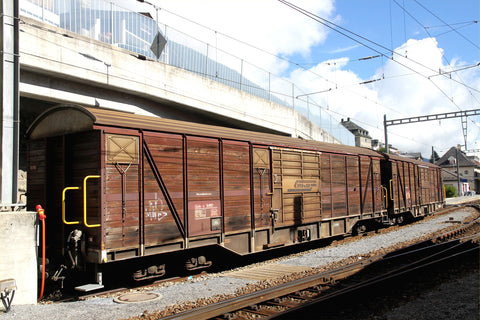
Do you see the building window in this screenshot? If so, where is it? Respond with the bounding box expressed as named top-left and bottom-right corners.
top-left (464, 170), bottom-right (469, 175)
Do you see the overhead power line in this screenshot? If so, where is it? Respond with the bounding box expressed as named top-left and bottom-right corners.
top-left (424, 20), bottom-right (478, 30)
top-left (279, 0), bottom-right (480, 96)
top-left (392, 0), bottom-right (480, 107)
top-left (278, 0), bottom-right (480, 129)
top-left (392, 0), bottom-right (480, 130)
top-left (428, 63), bottom-right (480, 78)
top-left (413, 0), bottom-right (479, 50)
top-left (278, 0), bottom-right (462, 82)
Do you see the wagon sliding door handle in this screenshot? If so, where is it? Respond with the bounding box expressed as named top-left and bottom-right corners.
top-left (389, 179), bottom-right (394, 200)
top-left (83, 175), bottom-right (101, 228)
top-left (382, 186), bottom-right (388, 209)
top-left (62, 187), bottom-right (80, 225)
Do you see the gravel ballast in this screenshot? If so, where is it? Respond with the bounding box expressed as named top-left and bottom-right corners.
top-left (2, 203), bottom-right (478, 320)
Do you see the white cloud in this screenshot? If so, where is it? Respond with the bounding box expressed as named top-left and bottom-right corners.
top-left (285, 37), bottom-right (479, 156)
top-left (372, 38), bottom-right (480, 156)
top-left (141, 0), bottom-right (334, 72)
top-left (328, 44), bottom-right (360, 54)
top-left (129, 0), bottom-right (479, 157)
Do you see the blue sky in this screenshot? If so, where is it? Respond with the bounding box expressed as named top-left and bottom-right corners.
top-left (304, 0), bottom-right (480, 80)
top-left (131, 0), bottom-right (479, 157)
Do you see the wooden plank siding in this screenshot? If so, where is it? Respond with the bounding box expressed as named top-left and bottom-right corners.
top-left (271, 148), bottom-right (321, 225)
top-left (143, 132), bottom-right (185, 246)
top-left (252, 147), bottom-right (271, 229)
top-left (346, 155), bottom-right (361, 216)
top-left (26, 139), bottom-right (47, 212)
top-left (419, 166), bottom-right (442, 204)
top-left (222, 141), bottom-right (251, 233)
top-left (186, 137), bottom-right (221, 237)
top-left (358, 156), bottom-right (384, 215)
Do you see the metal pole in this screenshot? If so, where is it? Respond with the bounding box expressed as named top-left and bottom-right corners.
top-left (455, 148), bottom-right (462, 196)
top-left (240, 59), bottom-right (243, 90)
top-left (205, 44), bottom-right (209, 76)
top-left (110, 2), bottom-right (114, 44)
top-left (13, 0), bottom-right (19, 204)
top-left (384, 114), bottom-right (389, 153)
top-left (307, 96), bottom-right (310, 120)
top-left (1, 0), bottom-right (20, 205)
top-left (268, 72), bottom-right (271, 101)
top-left (156, 7), bottom-right (159, 61)
top-left (292, 84), bottom-right (295, 110)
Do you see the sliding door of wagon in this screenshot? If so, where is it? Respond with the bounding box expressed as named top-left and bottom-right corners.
top-left (252, 147), bottom-right (272, 229)
top-left (320, 154), bottom-right (360, 217)
top-left (419, 166), bottom-right (437, 204)
top-left (271, 148), bottom-right (321, 225)
top-left (320, 154), bottom-right (347, 218)
top-left (372, 159), bottom-right (384, 212)
top-left (392, 161), bottom-right (412, 211)
top-left (187, 137), bottom-right (222, 237)
top-left (104, 133), bottom-right (140, 257)
top-left (143, 133), bottom-right (185, 252)
top-left (359, 156), bottom-right (384, 216)
top-left (223, 141), bottom-right (251, 233)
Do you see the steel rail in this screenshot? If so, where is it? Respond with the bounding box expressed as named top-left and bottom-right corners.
top-left (160, 237), bottom-right (478, 319)
top-left (267, 242), bottom-right (479, 319)
top-left (160, 212), bottom-right (479, 320)
top-left (267, 218), bottom-right (480, 319)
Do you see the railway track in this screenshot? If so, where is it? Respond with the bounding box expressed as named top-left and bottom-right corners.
top-left (66, 204), bottom-right (476, 303)
top-left (158, 213), bottom-right (479, 320)
top-left (69, 207), bottom-right (458, 302)
top-left (4, 204), bottom-right (476, 320)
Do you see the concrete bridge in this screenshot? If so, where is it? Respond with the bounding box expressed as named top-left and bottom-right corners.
top-left (1, 1), bottom-right (354, 206)
top-left (0, 0), bottom-right (355, 305)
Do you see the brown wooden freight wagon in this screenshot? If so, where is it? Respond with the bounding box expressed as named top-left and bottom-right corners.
top-left (382, 154), bottom-right (444, 220)
top-left (26, 104), bottom-right (440, 288)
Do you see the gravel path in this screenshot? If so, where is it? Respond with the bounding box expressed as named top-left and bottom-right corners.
top-left (278, 209), bottom-right (474, 268)
top-left (2, 206), bottom-right (477, 320)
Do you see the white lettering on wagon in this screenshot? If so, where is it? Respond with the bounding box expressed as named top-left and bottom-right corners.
top-left (194, 202), bottom-right (219, 220)
top-left (145, 192), bottom-right (168, 222)
top-left (187, 200), bottom-right (221, 220)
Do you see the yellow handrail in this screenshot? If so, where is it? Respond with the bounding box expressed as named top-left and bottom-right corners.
top-left (62, 187), bottom-right (80, 225)
top-left (83, 175), bottom-right (101, 228)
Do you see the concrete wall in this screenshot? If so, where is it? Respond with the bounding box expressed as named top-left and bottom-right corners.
top-left (0, 211), bottom-right (37, 305)
top-left (19, 16), bottom-right (339, 144)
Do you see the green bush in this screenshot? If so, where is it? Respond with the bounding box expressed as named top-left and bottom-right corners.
top-left (444, 185), bottom-right (457, 198)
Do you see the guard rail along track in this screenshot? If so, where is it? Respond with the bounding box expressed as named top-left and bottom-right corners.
top-left (160, 205), bottom-right (480, 320)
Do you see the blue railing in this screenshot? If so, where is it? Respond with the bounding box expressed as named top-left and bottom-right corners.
top-left (20, 0), bottom-right (354, 145)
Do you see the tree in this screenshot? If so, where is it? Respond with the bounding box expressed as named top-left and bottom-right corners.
top-left (444, 185), bottom-right (457, 198)
top-left (378, 147), bottom-right (392, 154)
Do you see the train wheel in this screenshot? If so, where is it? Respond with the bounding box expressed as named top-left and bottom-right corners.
top-left (133, 264), bottom-right (166, 281)
top-left (396, 214), bottom-right (405, 225)
top-left (354, 223), bottom-right (367, 235)
top-left (185, 255), bottom-right (212, 271)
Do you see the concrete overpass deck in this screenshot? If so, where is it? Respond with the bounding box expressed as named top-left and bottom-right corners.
top-left (19, 16), bottom-right (337, 143)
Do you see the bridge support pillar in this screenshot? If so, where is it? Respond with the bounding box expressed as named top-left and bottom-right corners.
top-left (1, 0), bottom-right (20, 205)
